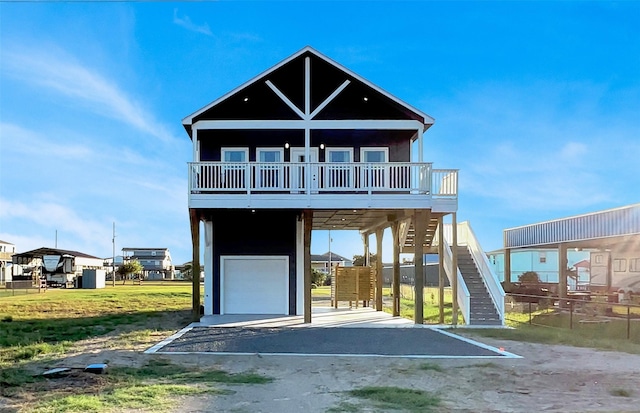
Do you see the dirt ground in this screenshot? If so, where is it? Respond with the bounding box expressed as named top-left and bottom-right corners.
top-left (7, 326), bottom-right (637, 413)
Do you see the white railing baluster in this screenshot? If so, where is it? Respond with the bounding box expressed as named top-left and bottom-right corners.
top-left (188, 162), bottom-right (457, 198)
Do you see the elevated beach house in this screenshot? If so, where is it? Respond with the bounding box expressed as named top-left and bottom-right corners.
top-left (183, 47), bottom-right (477, 324)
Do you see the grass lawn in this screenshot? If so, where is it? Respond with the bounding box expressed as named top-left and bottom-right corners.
top-left (468, 307), bottom-right (640, 354)
top-left (0, 283), bottom-right (195, 362)
top-left (0, 282), bottom-right (272, 412)
top-left (381, 286), bottom-right (460, 324)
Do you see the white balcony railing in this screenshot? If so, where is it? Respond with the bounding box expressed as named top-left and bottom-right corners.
top-left (189, 162), bottom-right (458, 197)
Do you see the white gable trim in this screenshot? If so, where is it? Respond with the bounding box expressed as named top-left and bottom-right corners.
top-left (265, 80), bottom-right (306, 119)
top-left (310, 80), bottom-right (351, 119)
top-left (182, 46), bottom-right (434, 128)
top-left (193, 119), bottom-right (424, 131)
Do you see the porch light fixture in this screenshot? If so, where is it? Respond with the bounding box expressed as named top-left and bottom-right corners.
top-left (320, 143), bottom-right (325, 150)
top-left (243, 97), bottom-right (249, 102)
top-left (363, 96), bottom-right (368, 102)
top-left (284, 142), bottom-right (290, 149)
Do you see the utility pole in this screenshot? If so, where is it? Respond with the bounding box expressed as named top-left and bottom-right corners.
top-left (55, 230), bottom-right (57, 248)
top-left (328, 230), bottom-right (332, 275)
top-left (112, 222), bottom-right (116, 287)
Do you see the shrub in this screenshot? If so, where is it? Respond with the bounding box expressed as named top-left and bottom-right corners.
top-left (518, 271), bottom-right (541, 283)
top-left (311, 269), bottom-right (326, 286)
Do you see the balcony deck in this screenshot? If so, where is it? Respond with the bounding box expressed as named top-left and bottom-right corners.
top-left (189, 162), bottom-right (457, 211)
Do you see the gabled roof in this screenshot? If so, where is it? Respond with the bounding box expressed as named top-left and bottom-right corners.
top-left (122, 247), bottom-right (170, 251)
top-left (183, 46), bottom-right (434, 135)
top-left (13, 247), bottom-right (102, 260)
top-left (311, 251), bottom-right (352, 263)
top-left (0, 240), bottom-right (14, 245)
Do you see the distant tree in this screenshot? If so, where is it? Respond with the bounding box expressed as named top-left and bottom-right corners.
top-left (117, 260), bottom-right (143, 284)
top-left (181, 262), bottom-right (193, 281)
top-left (566, 267), bottom-right (578, 280)
top-left (352, 253), bottom-right (377, 267)
top-left (518, 271), bottom-right (541, 284)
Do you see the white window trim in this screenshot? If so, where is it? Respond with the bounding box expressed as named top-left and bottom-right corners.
top-left (256, 147), bottom-right (285, 189)
top-left (221, 147), bottom-right (249, 162)
top-left (360, 147), bottom-right (389, 163)
top-left (360, 147), bottom-right (389, 190)
top-left (325, 147), bottom-right (354, 190)
top-left (325, 147), bottom-right (354, 163)
top-left (256, 147), bottom-right (285, 163)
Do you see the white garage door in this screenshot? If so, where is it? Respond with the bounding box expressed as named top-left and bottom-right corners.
top-left (221, 256), bottom-right (289, 314)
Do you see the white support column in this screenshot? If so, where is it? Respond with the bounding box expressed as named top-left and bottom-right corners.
top-left (417, 127), bottom-right (423, 162)
top-left (203, 220), bottom-right (213, 315)
top-left (296, 217), bottom-right (304, 315)
top-left (362, 233), bottom-right (370, 266)
top-left (193, 127), bottom-right (199, 161)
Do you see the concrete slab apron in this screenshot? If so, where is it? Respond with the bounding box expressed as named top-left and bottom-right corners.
top-left (146, 326), bottom-right (521, 359)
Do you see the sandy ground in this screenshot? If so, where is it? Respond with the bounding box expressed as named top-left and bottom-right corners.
top-left (3, 309), bottom-right (640, 413)
top-left (29, 332), bottom-right (640, 413)
top-left (163, 337), bottom-right (640, 413)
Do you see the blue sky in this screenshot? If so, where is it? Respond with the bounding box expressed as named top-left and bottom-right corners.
top-left (1, 1), bottom-right (639, 264)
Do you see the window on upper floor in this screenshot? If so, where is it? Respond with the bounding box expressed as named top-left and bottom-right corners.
top-left (327, 148), bottom-right (353, 163)
top-left (360, 147), bottom-right (388, 163)
top-left (257, 148), bottom-right (283, 163)
top-left (539, 252), bottom-right (547, 264)
top-left (222, 147), bottom-right (248, 162)
top-left (629, 258), bottom-right (640, 273)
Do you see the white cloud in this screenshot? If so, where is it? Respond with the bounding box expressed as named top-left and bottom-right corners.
top-left (0, 123), bottom-right (94, 159)
top-left (173, 9), bottom-right (213, 36)
top-left (1, 45), bottom-right (176, 144)
top-left (424, 80), bottom-right (640, 214)
top-left (0, 198), bottom-right (112, 256)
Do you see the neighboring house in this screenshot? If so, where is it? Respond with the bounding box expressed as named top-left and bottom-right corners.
top-left (502, 203), bottom-right (640, 296)
top-left (175, 262), bottom-right (205, 280)
top-left (12, 247), bottom-right (104, 286)
top-left (487, 248), bottom-right (590, 287)
top-left (0, 240), bottom-right (16, 283)
top-left (311, 252), bottom-right (352, 274)
top-left (121, 248), bottom-right (175, 280)
top-left (103, 255), bottom-right (125, 279)
top-left (184, 46), bottom-right (460, 323)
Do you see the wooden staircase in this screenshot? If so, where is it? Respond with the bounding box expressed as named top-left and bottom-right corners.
top-left (456, 246), bottom-right (502, 325)
top-left (400, 217), bottom-right (440, 251)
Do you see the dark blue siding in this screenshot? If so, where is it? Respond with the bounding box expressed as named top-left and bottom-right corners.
top-left (207, 209), bottom-right (300, 315)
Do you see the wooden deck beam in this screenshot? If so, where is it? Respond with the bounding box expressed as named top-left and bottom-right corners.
top-left (303, 210), bottom-right (313, 323)
top-left (189, 209), bottom-right (201, 322)
top-left (413, 209), bottom-right (430, 324)
top-left (375, 228), bottom-right (384, 311)
top-left (391, 220), bottom-right (400, 317)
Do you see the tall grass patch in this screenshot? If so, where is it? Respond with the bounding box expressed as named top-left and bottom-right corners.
top-left (348, 386), bottom-right (440, 412)
top-left (0, 284), bottom-right (193, 363)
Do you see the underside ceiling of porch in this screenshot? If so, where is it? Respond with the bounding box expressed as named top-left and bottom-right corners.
top-left (312, 209), bottom-right (444, 249)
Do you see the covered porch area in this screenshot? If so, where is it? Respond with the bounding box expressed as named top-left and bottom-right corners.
top-left (188, 207), bottom-right (462, 326)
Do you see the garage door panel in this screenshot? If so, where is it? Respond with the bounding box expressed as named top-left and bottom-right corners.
top-left (222, 256), bottom-right (288, 314)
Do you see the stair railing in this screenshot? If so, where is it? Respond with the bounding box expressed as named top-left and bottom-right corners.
top-left (456, 222), bottom-right (505, 325)
top-left (441, 238), bottom-right (471, 325)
